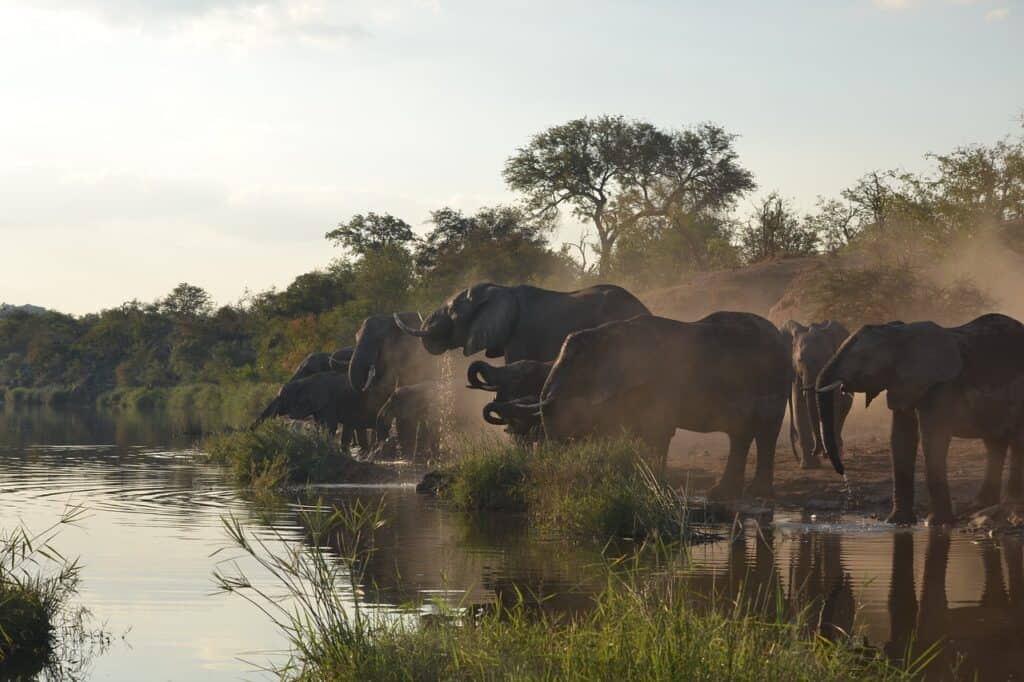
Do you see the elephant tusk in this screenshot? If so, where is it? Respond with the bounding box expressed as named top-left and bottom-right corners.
top-left (362, 365), bottom-right (377, 391)
top-left (394, 312), bottom-right (431, 337)
top-left (817, 380), bottom-right (843, 393)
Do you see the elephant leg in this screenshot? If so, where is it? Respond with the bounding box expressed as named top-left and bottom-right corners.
top-left (340, 423), bottom-right (354, 453)
top-left (884, 532), bottom-right (917, 663)
top-left (886, 409), bottom-right (920, 525)
top-left (1007, 438), bottom-right (1024, 501)
top-left (356, 427), bottom-right (370, 451)
top-left (915, 529), bottom-right (951, 656)
top-left (708, 428), bottom-right (754, 500)
top-left (918, 410), bottom-right (954, 525)
top-left (746, 427), bottom-right (778, 499)
top-left (977, 437), bottom-right (1009, 507)
top-left (747, 396), bottom-right (785, 498)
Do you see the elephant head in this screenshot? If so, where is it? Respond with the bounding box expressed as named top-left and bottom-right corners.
top-left (349, 312), bottom-right (425, 393)
top-left (466, 359), bottom-right (553, 404)
top-left (395, 283), bottom-right (518, 358)
top-left (815, 321), bottom-right (962, 475)
top-left (254, 374), bottom-right (333, 426)
top-left (328, 346), bottom-right (355, 373)
top-left (781, 320), bottom-right (849, 463)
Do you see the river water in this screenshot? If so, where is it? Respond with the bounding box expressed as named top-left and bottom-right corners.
top-left (1, 406), bottom-right (1022, 680)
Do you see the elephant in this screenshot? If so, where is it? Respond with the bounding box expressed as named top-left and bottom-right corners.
top-left (254, 372), bottom-right (371, 450)
top-left (466, 359), bottom-right (552, 438)
top-left (287, 347), bottom-right (355, 382)
top-left (394, 283), bottom-right (650, 363)
top-left (492, 312), bottom-right (790, 496)
top-left (373, 381), bottom-right (442, 461)
top-left (779, 320), bottom-right (851, 469)
top-left (348, 312), bottom-right (437, 419)
top-left (816, 313), bottom-right (1024, 525)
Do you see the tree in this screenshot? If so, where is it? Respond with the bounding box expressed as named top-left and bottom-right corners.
top-left (738, 192), bottom-right (818, 262)
top-left (415, 205), bottom-right (571, 297)
top-left (504, 116), bottom-right (755, 274)
top-left (325, 212), bottom-right (416, 257)
top-left (159, 283), bottom-right (213, 320)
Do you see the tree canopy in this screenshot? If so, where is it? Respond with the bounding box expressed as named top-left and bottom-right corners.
top-left (503, 115), bottom-right (756, 273)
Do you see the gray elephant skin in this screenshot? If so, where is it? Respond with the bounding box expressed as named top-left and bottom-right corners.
top-left (348, 312), bottom-right (436, 422)
top-left (501, 311), bottom-right (790, 497)
top-left (780, 320), bottom-right (851, 469)
top-left (466, 359), bottom-right (552, 438)
top-left (374, 381), bottom-right (442, 461)
top-left (395, 283), bottom-right (650, 362)
top-left (287, 347), bottom-right (355, 382)
top-left (816, 313), bottom-right (1024, 525)
top-left (254, 372), bottom-right (371, 450)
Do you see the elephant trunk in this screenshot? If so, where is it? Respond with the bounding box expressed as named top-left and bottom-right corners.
top-left (805, 381), bottom-right (824, 456)
top-left (816, 382), bottom-right (845, 476)
top-left (407, 310), bottom-right (454, 356)
top-left (483, 402), bottom-right (507, 425)
top-left (253, 396), bottom-right (281, 428)
top-left (467, 361), bottom-right (498, 391)
top-left (348, 340), bottom-right (377, 392)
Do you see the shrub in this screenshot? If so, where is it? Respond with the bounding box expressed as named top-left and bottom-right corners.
top-left (441, 438), bottom-right (699, 541)
top-left (203, 421), bottom-right (395, 491)
top-left (806, 262), bottom-right (990, 329)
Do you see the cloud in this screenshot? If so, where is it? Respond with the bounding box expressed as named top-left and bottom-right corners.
top-left (985, 6), bottom-right (1011, 20)
top-left (23, 1), bottom-right (372, 47)
top-left (872, 0), bottom-right (917, 9)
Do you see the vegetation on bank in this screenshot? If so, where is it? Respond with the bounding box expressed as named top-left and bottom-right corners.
top-left (216, 500), bottom-right (923, 682)
top-left (203, 421), bottom-right (395, 490)
top-left (2, 122), bottom-right (1021, 405)
top-left (0, 509), bottom-right (83, 675)
top-left (435, 438), bottom-right (706, 541)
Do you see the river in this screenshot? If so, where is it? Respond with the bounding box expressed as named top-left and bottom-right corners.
top-left (0, 406), bottom-right (1021, 680)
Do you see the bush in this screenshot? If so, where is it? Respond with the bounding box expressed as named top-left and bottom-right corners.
top-left (440, 438), bottom-right (701, 541)
top-left (805, 262), bottom-right (991, 329)
top-left (203, 421), bottom-right (395, 491)
top-left (0, 510), bottom-right (84, 674)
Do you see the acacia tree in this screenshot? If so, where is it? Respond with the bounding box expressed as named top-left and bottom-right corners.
top-left (503, 115), bottom-right (756, 274)
top-left (738, 192), bottom-right (818, 262)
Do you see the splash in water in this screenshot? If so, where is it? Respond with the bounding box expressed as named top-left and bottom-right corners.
top-left (437, 352), bottom-right (456, 455)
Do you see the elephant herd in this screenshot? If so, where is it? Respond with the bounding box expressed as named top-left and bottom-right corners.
top-left (255, 280), bottom-right (1024, 526)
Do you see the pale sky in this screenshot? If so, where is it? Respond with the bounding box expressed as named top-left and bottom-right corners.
top-left (1, 0), bottom-right (1020, 314)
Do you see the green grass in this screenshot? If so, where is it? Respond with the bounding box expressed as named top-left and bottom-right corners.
top-left (216, 499), bottom-right (926, 682)
top-left (438, 437), bottom-right (701, 541)
top-left (0, 509), bottom-right (84, 675)
top-left (96, 382), bottom-right (278, 416)
top-left (203, 420), bottom-right (395, 491)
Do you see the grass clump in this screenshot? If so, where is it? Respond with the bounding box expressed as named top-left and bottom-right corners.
top-left (0, 508), bottom-right (84, 675)
top-left (441, 438), bottom-right (698, 541)
top-left (216, 500), bottom-right (922, 682)
top-left (203, 420), bottom-right (394, 491)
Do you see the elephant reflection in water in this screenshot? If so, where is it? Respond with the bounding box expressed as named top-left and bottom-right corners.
top-left (885, 530), bottom-right (1024, 680)
top-left (687, 520), bottom-right (854, 642)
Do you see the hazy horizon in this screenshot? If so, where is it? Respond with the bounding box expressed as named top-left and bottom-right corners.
top-left (2, 0), bottom-right (1020, 315)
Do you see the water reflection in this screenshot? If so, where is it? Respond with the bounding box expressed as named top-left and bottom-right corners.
top-left (2, 405), bottom-right (1024, 681)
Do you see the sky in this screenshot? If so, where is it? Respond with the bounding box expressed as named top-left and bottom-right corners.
top-left (0, 0), bottom-right (1020, 315)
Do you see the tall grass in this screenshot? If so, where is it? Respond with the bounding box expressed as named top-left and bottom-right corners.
top-left (0, 507), bottom-right (84, 673)
top-left (203, 421), bottom-right (395, 491)
top-left (440, 437), bottom-right (704, 541)
top-left (216, 500), bottom-right (922, 682)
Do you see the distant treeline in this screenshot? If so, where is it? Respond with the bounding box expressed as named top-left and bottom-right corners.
top-left (1, 117), bottom-right (1021, 404)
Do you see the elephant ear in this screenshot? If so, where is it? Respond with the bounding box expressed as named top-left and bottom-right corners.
top-left (886, 322), bottom-right (963, 410)
top-left (464, 284), bottom-right (518, 357)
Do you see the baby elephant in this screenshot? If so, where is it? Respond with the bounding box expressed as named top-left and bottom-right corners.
top-left (467, 359), bottom-right (553, 439)
top-left (780, 320), bottom-right (852, 469)
top-left (253, 372), bottom-right (370, 450)
top-left (374, 382), bottom-right (442, 461)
